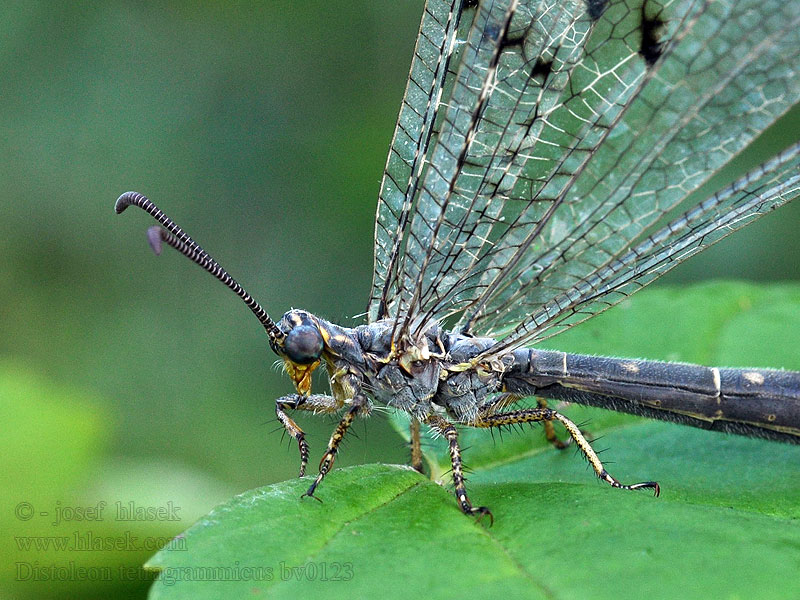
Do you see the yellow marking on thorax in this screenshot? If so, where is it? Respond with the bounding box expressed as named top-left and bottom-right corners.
top-left (317, 325), bottom-right (332, 343)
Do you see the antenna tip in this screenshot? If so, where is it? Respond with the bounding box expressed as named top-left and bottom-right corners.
top-left (147, 226), bottom-right (164, 255)
top-left (115, 191), bottom-right (146, 214)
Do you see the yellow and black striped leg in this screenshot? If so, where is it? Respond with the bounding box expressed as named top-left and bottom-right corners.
top-left (537, 398), bottom-right (571, 450)
top-left (276, 393), bottom-right (343, 477)
top-left (302, 394), bottom-right (368, 502)
top-left (482, 393), bottom-right (571, 450)
top-left (474, 407), bottom-right (660, 496)
top-left (425, 415), bottom-right (493, 524)
top-left (409, 417), bottom-right (424, 473)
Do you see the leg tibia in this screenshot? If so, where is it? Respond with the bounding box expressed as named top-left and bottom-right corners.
top-left (474, 406), bottom-right (659, 496)
top-left (275, 393), bottom-right (343, 477)
top-left (425, 415), bottom-right (493, 524)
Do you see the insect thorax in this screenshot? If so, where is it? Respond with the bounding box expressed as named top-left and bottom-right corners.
top-left (278, 310), bottom-right (511, 423)
top-left (337, 319), bottom-right (506, 423)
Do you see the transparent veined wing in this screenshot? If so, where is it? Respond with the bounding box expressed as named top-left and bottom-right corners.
top-left (368, 0), bottom-right (800, 351)
top-left (370, 0), bottom-right (473, 323)
top-left (476, 143), bottom-right (800, 357)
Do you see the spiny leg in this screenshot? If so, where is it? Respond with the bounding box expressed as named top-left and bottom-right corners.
top-left (276, 393), bottom-right (343, 477)
top-left (409, 417), bottom-right (424, 473)
top-left (302, 393), bottom-right (368, 501)
top-left (537, 398), bottom-right (571, 450)
top-left (475, 407), bottom-right (660, 496)
top-left (481, 393), bottom-right (571, 450)
top-left (425, 415), bottom-right (493, 524)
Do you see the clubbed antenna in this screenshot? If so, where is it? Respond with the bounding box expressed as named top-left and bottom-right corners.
top-left (115, 191), bottom-right (284, 344)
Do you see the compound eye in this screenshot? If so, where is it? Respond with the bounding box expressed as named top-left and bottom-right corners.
top-left (283, 325), bottom-right (324, 365)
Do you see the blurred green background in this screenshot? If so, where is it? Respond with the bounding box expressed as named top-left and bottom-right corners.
top-left (1, 2), bottom-right (798, 599)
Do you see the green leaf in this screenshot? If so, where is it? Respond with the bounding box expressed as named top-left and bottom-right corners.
top-left (146, 282), bottom-right (800, 600)
top-left (0, 362), bottom-right (110, 599)
top-left (0, 362), bottom-right (237, 600)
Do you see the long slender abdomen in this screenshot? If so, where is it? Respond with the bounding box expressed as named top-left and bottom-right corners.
top-left (503, 349), bottom-right (800, 443)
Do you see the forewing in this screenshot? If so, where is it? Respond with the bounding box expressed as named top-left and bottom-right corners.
top-left (477, 142), bottom-right (800, 356)
top-left (463, 0), bottom-right (800, 347)
top-left (371, 0), bottom-right (609, 327)
top-left (371, 0), bottom-right (475, 322)
top-left (369, 0), bottom-right (800, 350)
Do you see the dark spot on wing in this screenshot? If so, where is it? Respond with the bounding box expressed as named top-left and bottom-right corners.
top-left (500, 28), bottom-right (525, 51)
top-left (521, 103), bottom-right (540, 128)
top-left (530, 58), bottom-right (553, 83)
top-left (585, 0), bottom-right (608, 20)
top-left (482, 23), bottom-right (502, 44)
top-left (639, 2), bottom-right (666, 66)
top-left (463, 0), bottom-right (479, 8)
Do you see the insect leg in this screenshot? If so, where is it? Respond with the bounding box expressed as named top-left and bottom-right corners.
top-left (536, 398), bottom-right (571, 450)
top-left (474, 407), bottom-right (660, 496)
top-left (480, 393), bottom-right (571, 449)
top-left (409, 417), bottom-right (424, 473)
top-left (302, 392), bottom-right (369, 501)
top-left (424, 415), bottom-right (493, 524)
top-left (276, 394), bottom-right (344, 477)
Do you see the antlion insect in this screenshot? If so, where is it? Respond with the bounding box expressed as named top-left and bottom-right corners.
top-left (116, 0), bottom-right (800, 521)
